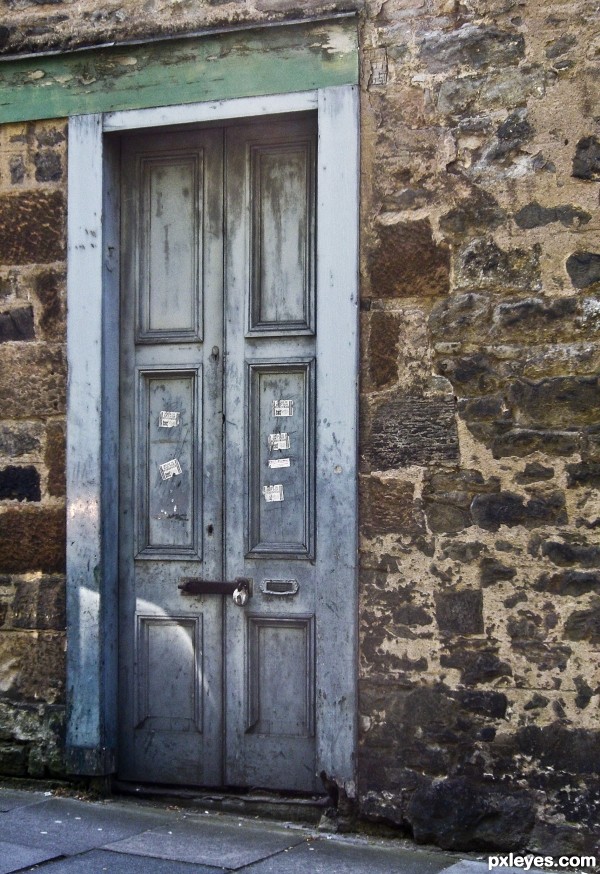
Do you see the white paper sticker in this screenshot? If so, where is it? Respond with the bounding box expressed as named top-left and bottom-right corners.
top-left (263, 484), bottom-right (284, 502)
top-left (268, 433), bottom-right (291, 451)
top-left (268, 457), bottom-right (291, 469)
top-left (159, 411), bottom-right (180, 428)
top-left (159, 458), bottom-right (182, 480)
top-left (272, 399), bottom-right (294, 417)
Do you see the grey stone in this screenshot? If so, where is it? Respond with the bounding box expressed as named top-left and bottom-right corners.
top-left (566, 252), bottom-right (600, 288)
top-left (572, 136), bottom-right (600, 180)
top-left (0, 841), bottom-right (58, 874)
top-left (471, 491), bottom-right (567, 532)
top-left (105, 815), bottom-right (306, 868)
top-left (455, 237), bottom-right (541, 292)
top-left (29, 849), bottom-right (216, 874)
top-left (435, 589), bottom-right (484, 634)
top-left (365, 397), bottom-right (458, 469)
top-left (515, 202), bottom-right (591, 229)
top-left (0, 798), bottom-right (179, 855)
top-left (0, 306), bottom-right (35, 342)
top-left (419, 25), bottom-right (524, 73)
top-left (0, 423), bottom-right (43, 457)
top-left (244, 838), bottom-right (451, 874)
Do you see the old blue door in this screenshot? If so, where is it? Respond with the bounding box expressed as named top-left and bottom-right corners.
top-left (118, 113), bottom-right (347, 791)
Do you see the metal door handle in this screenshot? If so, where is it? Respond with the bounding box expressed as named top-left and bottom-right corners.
top-left (179, 576), bottom-right (252, 605)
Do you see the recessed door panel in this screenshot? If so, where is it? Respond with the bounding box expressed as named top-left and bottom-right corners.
top-left (247, 361), bottom-right (315, 557)
top-left (246, 615), bottom-right (315, 738)
top-left (137, 368), bottom-right (200, 556)
top-left (249, 139), bottom-right (315, 335)
top-left (136, 615), bottom-right (202, 731)
top-left (137, 153), bottom-right (202, 341)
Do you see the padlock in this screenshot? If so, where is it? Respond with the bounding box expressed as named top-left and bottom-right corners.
top-left (232, 582), bottom-right (249, 607)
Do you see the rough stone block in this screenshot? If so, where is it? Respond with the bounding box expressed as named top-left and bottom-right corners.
top-left (572, 135), bottom-right (600, 180)
top-left (440, 645), bottom-right (513, 685)
top-left (35, 269), bottom-right (65, 341)
top-left (0, 306), bottom-right (35, 342)
top-left (45, 420), bottom-right (65, 497)
top-left (0, 506), bottom-right (65, 573)
top-left (0, 631), bottom-right (65, 704)
top-left (439, 190), bottom-right (505, 239)
top-left (364, 396), bottom-right (458, 470)
top-left (564, 604), bottom-right (600, 645)
top-left (517, 724), bottom-right (600, 775)
top-left (0, 465), bottom-right (40, 501)
top-left (0, 191), bottom-right (65, 265)
top-left (435, 589), bottom-right (484, 634)
top-left (509, 376), bottom-right (600, 428)
top-left (368, 220), bottom-right (450, 299)
top-left (423, 469), bottom-right (499, 535)
top-left (368, 310), bottom-right (401, 389)
top-left (566, 461), bottom-right (600, 488)
top-left (541, 540), bottom-right (600, 567)
top-left (479, 557), bottom-right (516, 586)
top-left (0, 742), bottom-right (28, 775)
top-left (492, 429), bottom-right (580, 459)
top-left (515, 463), bottom-right (555, 484)
top-left (455, 237), bottom-right (541, 292)
top-left (515, 202), bottom-right (591, 229)
top-left (471, 490), bottom-right (567, 531)
top-left (0, 346), bottom-right (66, 418)
top-left (429, 293), bottom-right (491, 342)
top-left (34, 149), bottom-right (63, 183)
top-left (407, 777), bottom-right (534, 851)
top-left (535, 571), bottom-right (600, 597)
top-left (360, 475), bottom-right (424, 539)
top-left (5, 576), bottom-right (65, 630)
top-left (419, 24), bottom-right (525, 72)
top-left (566, 252), bottom-right (600, 289)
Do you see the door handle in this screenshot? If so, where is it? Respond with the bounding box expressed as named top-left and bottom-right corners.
top-left (179, 576), bottom-right (252, 605)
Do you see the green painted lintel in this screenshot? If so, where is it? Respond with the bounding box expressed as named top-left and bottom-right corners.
top-left (0, 19), bottom-right (358, 125)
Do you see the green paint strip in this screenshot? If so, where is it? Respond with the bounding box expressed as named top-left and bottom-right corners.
top-left (0, 20), bottom-right (358, 124)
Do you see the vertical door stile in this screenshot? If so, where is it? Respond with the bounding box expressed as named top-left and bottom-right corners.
top-left (118, 128), bottom-right (225, 786)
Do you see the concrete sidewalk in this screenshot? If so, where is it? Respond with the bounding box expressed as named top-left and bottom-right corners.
top-left (0, 785), bottom-right (493, 873)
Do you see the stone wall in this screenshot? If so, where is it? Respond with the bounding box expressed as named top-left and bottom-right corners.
top-left (1, 0), bottom-right (599, 853)
top-left (357, 0), bottom-right (600, 852)
top-left (0, 119), bottom-right (67, 777)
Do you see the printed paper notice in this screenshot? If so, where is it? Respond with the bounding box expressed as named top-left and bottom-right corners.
top-left (268, 433), bottom-right (291, 451)
top-left (159, 459), bottom-right (182, 480)
top-left (272, 399), bottom-right (294, 417)
top-left (268, 458), bottom-right (291, 469)
top-left (263, 484), bottom-right (284, 502)
top-left (159, 411), bottom-right (180, 428)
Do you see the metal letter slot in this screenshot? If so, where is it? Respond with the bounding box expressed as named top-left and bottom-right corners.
top-left (260, 579), bottom-right (299, 596)
top-left (179, 577), bottom-right (252, 605)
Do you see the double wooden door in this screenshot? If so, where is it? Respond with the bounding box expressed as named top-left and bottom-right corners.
top-left (118, 115), bottom-right (333, 790)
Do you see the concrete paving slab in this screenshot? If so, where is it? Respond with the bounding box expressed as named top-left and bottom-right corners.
top-left (0, 796), bottom-right (179, 856)
top-left (242, 837), bottom-right (456, 874)
top-left (25, 848), bottom-right (219, 874)
top-left (0, 839), bottom-right (60, 874)
top-left (0, 788), bottom-right (49, 812)
top-left (444, 863), bottom-right (546, 874)
top-left (105, 814), bottom-right (307, 868)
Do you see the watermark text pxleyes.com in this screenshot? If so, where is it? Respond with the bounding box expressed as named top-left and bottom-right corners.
top-left (489, 855), bottom-right (597, 871)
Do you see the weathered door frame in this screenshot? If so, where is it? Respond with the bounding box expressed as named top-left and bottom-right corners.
top-left (66, 86), bottom-right (359, 792)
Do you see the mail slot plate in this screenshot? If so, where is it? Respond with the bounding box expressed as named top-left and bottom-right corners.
top-left (260, 579), bottom-right (299, 596)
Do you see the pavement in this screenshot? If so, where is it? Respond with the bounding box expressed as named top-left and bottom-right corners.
top-left (0, 784), bottom-right (496, 874)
